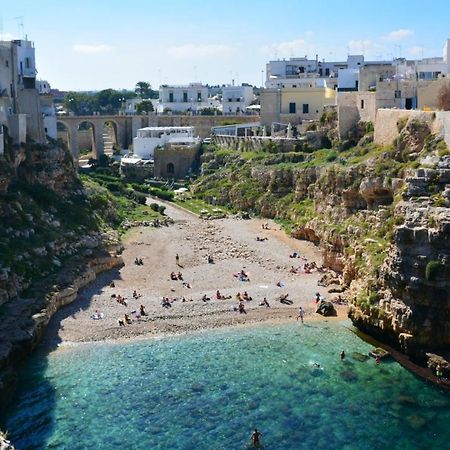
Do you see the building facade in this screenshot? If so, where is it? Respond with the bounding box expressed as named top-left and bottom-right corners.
top-left (133, 126), bottom-right (200, 159)
top-left (222, 84), bottom-right (254, 114)
top-left (157, 83), bottom-right (210, 114)
top-left (0, 39), bottom-right (53, 145)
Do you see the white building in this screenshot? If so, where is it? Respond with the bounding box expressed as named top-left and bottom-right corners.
top-left (157, 83), bottom-right (210, 114)
top-left (0, 39), bottom-right (52, 144)
top-left (37, 80), bottom-right (51, 94)
top-left (266, 40), bottom-right (450, 94)
top-left (133, 126), bottom-right (200, 159)
top-left (222, 84), bottom-right (254, 114)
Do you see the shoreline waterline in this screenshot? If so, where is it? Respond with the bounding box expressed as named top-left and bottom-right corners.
top-left (5, 320), bottom-right (450, 450)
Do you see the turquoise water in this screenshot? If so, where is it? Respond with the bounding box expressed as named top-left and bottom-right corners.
top-left (4, 321), bottom-right (450, 449)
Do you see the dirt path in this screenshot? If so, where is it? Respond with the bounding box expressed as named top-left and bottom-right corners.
top-left (44, 202), bottom-right (346, 346)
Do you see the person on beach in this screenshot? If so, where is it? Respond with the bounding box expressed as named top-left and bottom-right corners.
top-left (124, 314), bottom-right (132, 325)
top-left (259, 297), bottom-right (270, 307)
top-left (176, 253), bottom-right (180, 265)
top-left (238, 302), bottom-right (247, 314)
top-left (315, 293), bottom-right (321, 304)
top-left (436, 364), bottom-right (443, 381)
top-left (340, 350), bottom-right (346, 360)
top-left (297, 306), bottom-right (305, 323)
top-left (140, 305), bottom-right (147, 316)
top-left (251, 429), bottom-right (261, 448)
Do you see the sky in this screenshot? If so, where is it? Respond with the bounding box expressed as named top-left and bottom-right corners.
top-left (1, 0), bottom-right (450, 91)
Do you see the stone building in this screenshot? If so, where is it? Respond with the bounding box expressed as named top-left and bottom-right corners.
top-left (0, 38), bottom-right (54, 145)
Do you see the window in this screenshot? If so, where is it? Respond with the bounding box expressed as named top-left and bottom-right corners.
top-left (302, 104), bottom-right (309, 114)
top-left (228, 98), bottom-right (232, 102)
top-left (5, 60), bottom-right (8, 68)
top-left (360, 99), bottom-right (365, 109)
top-left (183, 92), bottom-right (188, 102)
top-left (292, 85), bottom-right (297, 88)
top-left (325, 68), bottom-right (330, 76)
top-left (167, 163), bottom-right (175, 174)
top-left (169, 92), bottom-right (174, 102)
top-left (197, 92), bottom-right (202, 102)
top-left (289, 102), bottom-right (296, 114)
top-left (25, 57), bottom-right (30, 69)
top-left (394, 90), bottom-right (401, 99)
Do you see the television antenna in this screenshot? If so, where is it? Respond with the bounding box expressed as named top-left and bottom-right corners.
top-left (14, 16), bottom-right (24, 39)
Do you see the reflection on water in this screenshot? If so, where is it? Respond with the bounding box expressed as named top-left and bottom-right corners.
top-left (4, 321), bottom-right (450, 449)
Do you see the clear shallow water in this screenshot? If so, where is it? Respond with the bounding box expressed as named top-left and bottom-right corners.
top-left (4, 321), bottom-right (450, 450)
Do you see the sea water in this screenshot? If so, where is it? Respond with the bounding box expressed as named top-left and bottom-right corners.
top-left (3, 321), bottom-right (450, 450)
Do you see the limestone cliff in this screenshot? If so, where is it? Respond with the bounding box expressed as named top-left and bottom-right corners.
top-left (0, 140), bottom-right (125, 416)
top-left (194, 118), bottom-right (450, 362)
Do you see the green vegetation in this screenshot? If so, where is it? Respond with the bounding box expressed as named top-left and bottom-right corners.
top-left (136, 100), bottom-right (154, 114)
top-left (174, 197), bottom-right (231, 216)
top-left (63, 81), bottom-right (158, 116)
top-left (425, 260), bottom-right (443, 281)
top-left (397, 116), bottom-right (408, 132)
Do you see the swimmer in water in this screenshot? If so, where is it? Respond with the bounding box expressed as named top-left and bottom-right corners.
top-left (251, 429), bottom-right (261, 448)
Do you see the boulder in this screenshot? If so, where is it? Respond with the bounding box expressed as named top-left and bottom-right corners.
top-left (316, 301), bottom-right (337, 317)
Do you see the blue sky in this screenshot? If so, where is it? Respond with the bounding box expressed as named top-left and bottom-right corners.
top-left (1, 0), bottom-right (449, 91)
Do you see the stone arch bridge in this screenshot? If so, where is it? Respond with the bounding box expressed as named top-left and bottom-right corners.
top-left (57, 114), bottom-right (258, 159)
top-left (57, 115), bottom-right (138, 159)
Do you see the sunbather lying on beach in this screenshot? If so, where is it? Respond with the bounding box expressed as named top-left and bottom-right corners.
top-left (91, 311), bottom-right (104, 320)
top-left (279, 293), bottom-right (293, 305)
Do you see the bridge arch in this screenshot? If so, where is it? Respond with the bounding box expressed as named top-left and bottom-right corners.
top-left (103, 119), bottom-right (119, 155)
top-left (55, 115), bottom-right (132, 162)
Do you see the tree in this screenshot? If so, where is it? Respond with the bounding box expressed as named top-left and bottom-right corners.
top-left (136, 100), bottom-right (154, 114)
top-left (64, 92), bottom-right (95, 115)
top-left (438, 82), bottom-right (450, 111)
top-left (135, 81), bottom-right (159, 99)
top-left (135, 81), bottom-right (151, 99)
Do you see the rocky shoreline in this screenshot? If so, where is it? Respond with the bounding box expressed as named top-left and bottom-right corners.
top-left (0, 245), bottom-right (123, 414)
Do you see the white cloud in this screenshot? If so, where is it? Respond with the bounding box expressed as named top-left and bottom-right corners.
top-left (384, 29), bottom-right (414, 41)
top-left (167, 44), bottom-right (233, 59)
top-left (261, 38), bottom-right (315, 58)
top-left (72, 44), bottom-right (113, 54)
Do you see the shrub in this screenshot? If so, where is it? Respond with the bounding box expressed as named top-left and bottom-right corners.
top-left (365, 122), bottom-right (374, 133)
top-left (326, 151), bottom-right (338, 162)
top-left (397, 116), bottom-right (408, 132)
top-left (132, 191), bottom-right (147, 205)
top-left (432, 194), bottom-right (446, 207)
top-left (425, 260), bottom-right (442, 281)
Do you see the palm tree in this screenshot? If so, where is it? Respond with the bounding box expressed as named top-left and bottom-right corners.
top-left (135, 81), bottom-right (151, 99)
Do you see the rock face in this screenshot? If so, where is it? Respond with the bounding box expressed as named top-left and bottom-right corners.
top-left (0, 141), bottom-right (126, 430)
top-left (194, 118), bottom-right (450, 360)
top-left (350, 157), bottom-right (450, 357)
top-left (0, 248), bottom-right (124, 411)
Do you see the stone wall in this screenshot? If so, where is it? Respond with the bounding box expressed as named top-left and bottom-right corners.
top-left (213, 130), bottom-right (326, 153)
top-left (338, 105), bottom-right (360, 139)
top-left (373, 109), bottom-right (437, 146)
top-left (154, 145), bottom-right (200, 179)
